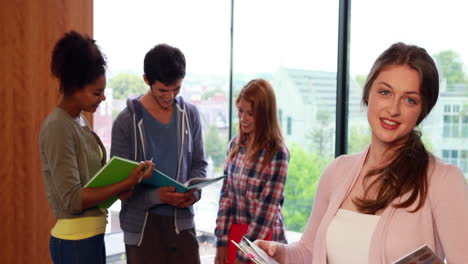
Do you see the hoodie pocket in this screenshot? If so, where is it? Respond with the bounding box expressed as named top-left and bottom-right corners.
top-left (119, 203), bottom-right (147, 233)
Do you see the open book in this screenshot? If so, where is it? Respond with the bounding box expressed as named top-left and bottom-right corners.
top-left (85, 156), bottom-right (226, 207)
top-left (142, 170), bottom-right (225, 193)
top-left (392, 245), bottom-right (444, 264)
top-left (231, 237), bottom-right (279, 264)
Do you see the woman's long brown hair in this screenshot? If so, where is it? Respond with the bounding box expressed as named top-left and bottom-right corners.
top-left (354, 43), bottom-right (439, 214)
top-left (228, 79), bottom-right (285, 172)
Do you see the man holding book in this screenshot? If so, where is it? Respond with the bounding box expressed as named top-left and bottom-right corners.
top-left (111, 44), bottom-right (207, 264)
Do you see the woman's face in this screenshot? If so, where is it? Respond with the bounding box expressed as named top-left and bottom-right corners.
top-left (237, 98), bottom-right (255, 136)
top-left (73, 74), bottom-right (106, 113)
top-left (367, 65), bottom-right (423, 147)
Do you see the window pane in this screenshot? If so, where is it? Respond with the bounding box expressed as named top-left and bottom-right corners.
top-left (461, 151), bottom-right (468, 174)
top-left (442, 150), bottom-right (450, 159)
top-left (444, 104), bottom-right (450, 113)
top-left (463, 125), bottom-right (468, 138)
top-left (94, 0), bottom-right (231, 261)
top-left (233, 0), bottom-right (338, 237)
top-left (349, 0), bottom-right (468, 180)
top-left (453, 115), bottom-right (460, 137)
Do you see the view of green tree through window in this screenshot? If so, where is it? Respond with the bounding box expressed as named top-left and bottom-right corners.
top-left (232, 0), bottom-right (338, 235)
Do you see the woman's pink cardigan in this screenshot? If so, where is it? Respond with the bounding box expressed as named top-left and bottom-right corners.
top-left (277, 147), bottom-right (468, 263)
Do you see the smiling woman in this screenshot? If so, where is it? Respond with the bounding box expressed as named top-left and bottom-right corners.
top-left (215, 79), bottom-right (289, 264)
top-left (255, 43), bottom-right (468, 264)
top-left (60, 74), bottom-right (107, 115)
top-left (366, 65), bottom-right (423, 148)
top-left (39, 31), bottom-right (154, 264)
top-left (237, 98), bottom-right (255, 135)
top-left (355, 43), bottom-right (440, 215)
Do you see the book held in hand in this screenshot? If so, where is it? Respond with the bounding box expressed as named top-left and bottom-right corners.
top-left (231, 237), bottom-right (279, 264)
top-left (142, 170), bottom-right (226, 193)
top-left (391, 244), bottom-right (444, 264)
top-left (84, 156), bottom-right (225, 208)
top-left (84, 156), bottom-right (142, 208)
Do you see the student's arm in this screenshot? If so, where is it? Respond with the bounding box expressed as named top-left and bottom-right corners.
top-left (431, 162), bottom-right (468, 262)
top-left (186, 106), bottom-right (208, 203)
top-left (215, 138), bottom-right (236, 262)
top-left (41, 119), bottom-right (153, 213)
top-left (110, 109), bottom-right (133, 160)
top-left (214, 158), bottom-right (234, 264)
top-left (215, 167), bottom-right (234, 246)
top-left (41, 120), bottom-right (86, 214)
top-left (239, 148), bottom-right (289, 262)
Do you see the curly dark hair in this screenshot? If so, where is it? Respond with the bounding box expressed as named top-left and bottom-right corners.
top-left (51, 30), bottom-right (107, 96)
top-left (144, 44), bottom-right (186, 86)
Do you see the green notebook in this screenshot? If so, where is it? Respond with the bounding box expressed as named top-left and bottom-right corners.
top-left (84, 156), bottom-right (140, 208)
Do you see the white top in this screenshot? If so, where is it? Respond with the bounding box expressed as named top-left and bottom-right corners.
top-left (326, 209), bottom-right (381, 264)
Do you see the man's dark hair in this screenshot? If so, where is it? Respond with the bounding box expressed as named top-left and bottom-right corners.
top-left (51, 30), bottom-right (107, 96)
top-left (144, 44), bottom-right (186, 86)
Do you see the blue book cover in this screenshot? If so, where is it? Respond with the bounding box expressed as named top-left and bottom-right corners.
top-left (142, 171), bottom-right (226, 193)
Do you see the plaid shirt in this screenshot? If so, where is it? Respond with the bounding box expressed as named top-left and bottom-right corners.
top-left (215, 137), bottom-right (289, 261)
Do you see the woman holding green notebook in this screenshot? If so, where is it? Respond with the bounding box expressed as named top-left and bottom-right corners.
top-left (38, 31), bottom-right (154, 264)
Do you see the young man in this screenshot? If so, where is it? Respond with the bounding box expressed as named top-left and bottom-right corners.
top-left (111, 44), bottom-right (207, 263)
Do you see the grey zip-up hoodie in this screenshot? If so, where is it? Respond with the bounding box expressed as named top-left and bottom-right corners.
top-left (110, 96), bottom-right (207, 246)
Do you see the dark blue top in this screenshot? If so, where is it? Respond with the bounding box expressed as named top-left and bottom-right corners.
top-left (142, 105), bottom-right (178, 216)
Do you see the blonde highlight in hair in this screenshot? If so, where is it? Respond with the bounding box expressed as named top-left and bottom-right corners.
top-left (229, 79), bottom-right (285, 172)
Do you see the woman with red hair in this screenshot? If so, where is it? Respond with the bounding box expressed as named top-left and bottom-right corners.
top-left (214, 79), bottom-right (289, 264)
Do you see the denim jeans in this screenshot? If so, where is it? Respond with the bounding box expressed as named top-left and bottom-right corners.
top-left (49, 234), bottom-right (106, 264)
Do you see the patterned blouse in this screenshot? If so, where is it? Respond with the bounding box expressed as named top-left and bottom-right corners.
top-left (215, 136), bottom-right (289, 258)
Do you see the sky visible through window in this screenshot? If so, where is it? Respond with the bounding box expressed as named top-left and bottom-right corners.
top-left (95, 0), bottom-right (468, 77)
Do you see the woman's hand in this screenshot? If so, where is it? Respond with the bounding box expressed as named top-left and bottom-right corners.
top-left (255, 240), bottom-right (279, 259)
top-left (128, 161), bottom-right (154, 185)
top-left (215, 246), bottom-right (229, 264)
top-left (81, 160), bottom-right (154, 209)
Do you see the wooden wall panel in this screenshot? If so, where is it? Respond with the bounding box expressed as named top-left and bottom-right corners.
top-left (0, 0), bottom-right (93, 263)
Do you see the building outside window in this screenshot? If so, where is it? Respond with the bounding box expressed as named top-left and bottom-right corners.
top-left (443, 149), bottom-right (468, 175)
top-left (443, 104), bottom-right (468, 138)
